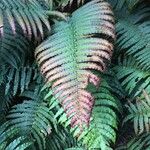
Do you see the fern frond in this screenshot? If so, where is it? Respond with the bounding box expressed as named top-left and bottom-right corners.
top-left (0, 84), bottom-right (12, 116)
top-left (0, 0), bottom-right (50, 38)
top-left (81, 80), bottom-right (120, 149)
top-left (65, 148), bottom-right (85, 150)
top-left (0, 122), bottom-right (32, 150)
top-left (0, 23), bottom-right (32, 68)
top-left (124, 91), bottom-right (150, 135)
top-left (4, 66), bottom-right (42, 96)
top-left (35, 0), bottom-right (115, 130)
top-left (116, 16), bottom-right (150, 70)
top-left (104, 70), bottom-right (126, 99)
top-left (107, 0), bottom-right (125, 10)
top-left (113, 57), bottom-right (150, 98)
top-left (46, 126), bottom-right (77, 150)
top-left (36, 0), bottom-right (53, 10)
top-left (116, 133), bottom-right (150, 150)
top-left (4, 137), bottom-right (32, 150)
top-left (125, 0), bottom-right (141, 10)
top-left (58, 0), bottom-right (85, 8)
top-left (7, 100), bottom-right (56, 149)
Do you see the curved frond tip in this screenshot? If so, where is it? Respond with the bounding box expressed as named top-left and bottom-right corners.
top-left (35, 0), bottom-right (115, 131)
top-left (0, 0), bottom-right (50, 38)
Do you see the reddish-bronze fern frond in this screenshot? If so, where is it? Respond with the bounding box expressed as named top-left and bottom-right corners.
top-left (35, 0), bottom-right (115, 131)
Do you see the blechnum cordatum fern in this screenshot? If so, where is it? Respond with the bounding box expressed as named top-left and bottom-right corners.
top-left (0, 0), bottom-right (149, 149)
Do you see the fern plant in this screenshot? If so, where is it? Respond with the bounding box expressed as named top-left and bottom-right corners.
top-left (0, 0), bottom-right (150, 149)
top-left (35, 0), bottom-right (115, 131)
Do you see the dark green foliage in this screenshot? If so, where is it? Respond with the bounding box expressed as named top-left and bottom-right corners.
top-left (0, 23), bottom-right (32, 68)
top-left (124, 90), bottom-right (150, 134)
top-left (116, 133), bottom-right (150, 150)
top-left (7, 100), bottom-right (56, 149)
top-left (0, 122), bottom-right (32, 150)
top-left (0, 0), bottom-right (50, 38)
top-left (113, 57), bottom-right (150, 98)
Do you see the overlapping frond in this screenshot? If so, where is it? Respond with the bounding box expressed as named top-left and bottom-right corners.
top-left (4, 66), bottom-right (42, 96)
top-left (107, 0), bottom-right (125, 10)
top-left (65, 148), bottom-right (85, 150)
top-left (104, 70), bottom-right (126, 98)
top-left (0, 23), bottom-right (32, 68)
top-left (116, 133), bottom-right (150, 150)
top-left (0, 122), bottom-right (32, 150)
top-left (58, 0), bottom-right (85, 8)
top-left (124, 91), bottom-right (150, 135)
top-left (35, 0), bottom-right (115, 130)
top-left (0, 64), bottom-right (44, 116)
top-left (0, 83), bottom-right (12, 116)
top-left (46, 126), bottom-right (77, 150)
top-left (7, 100), bottom-right (56, 149)
top-left (113, 57), bottom-right (150, 98)
top-left (0, 0), bottom-right (50, 38)
top-left (116, 15), bottom-right (150, 70)
top-left (125, 0), bottom-right (141, 10)
top-left (81, 80), bottom-right (120, 149)
top-left (36, 0), bottom-right (53, 9)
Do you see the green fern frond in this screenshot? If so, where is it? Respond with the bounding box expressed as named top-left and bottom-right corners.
top-left (103, 70), bottom-right (126, 99)
top-left (116, 133), bottom-right (150, 150)
top-left (124, 91), bottom-right (150, 135)
top-left (0, 0), bottom-right (50, 38)
top-left (116, 15), bottom-right (150, 70)
top-left (7, 100), bottom-right (57, 149)
top-left (35, 0), bottom-right (115, 130)
top-left (65, 148), bottom-right (85, 150)
top-left (36, 0), bottom-right (53, 10)
top-left (4, 66), bottom-right (42, 96)
top-left (81, 80), bottom-right (120, 149)
top-left (42, 84), bottom-right (71, 128)
top-left (0, 64), bottom-right (43, 115)
top-left (113, 57), bottom-right (150, 98)
top-left (46, 126), bottom-right (77, 150)
top-left (107, 0), bottom-right (125, 10)
top-left (0, 23), bottom-right (32, 68)
top-left (4, 137), bottom-right (32, 150)
top-left (0, 84), bottom-right (12, 116)
top-left (0, 122), bottom-right (18, 144)
top-left (125, 0), bottom-right (141, 10)
top-left (0, 122), bottom-right (32, 150)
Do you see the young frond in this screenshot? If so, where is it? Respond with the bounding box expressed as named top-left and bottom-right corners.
top-left (124, 91), bottom-right (150, 135)
top-left (35, 0), bottom-right (115, 131)
top-left (7, 100), bottom-right (56, 149)
top-left (0, 0), bottom-right (50, 38)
